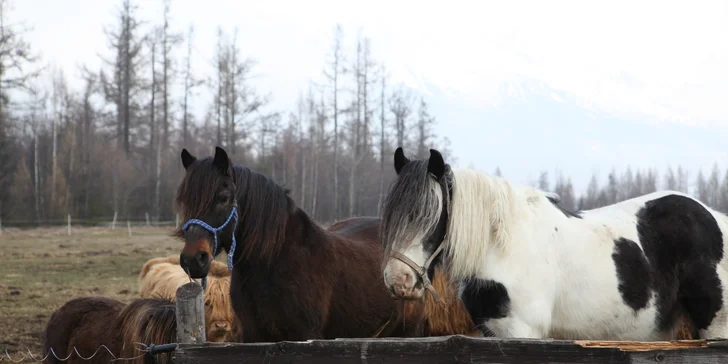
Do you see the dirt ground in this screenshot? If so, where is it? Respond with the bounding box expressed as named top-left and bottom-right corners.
top-left (0, 226), bottom-right (192, 357)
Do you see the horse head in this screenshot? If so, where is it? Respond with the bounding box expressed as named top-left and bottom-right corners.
top-left (381, 147), bottom-right (451, 302)
top-left (176, 146), bottom-right (239, 279)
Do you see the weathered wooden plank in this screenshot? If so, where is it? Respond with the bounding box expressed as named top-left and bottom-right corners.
top-left (175, 281), bottom-right (206, 344)
top-left (172, 335), bottom-right (728, 364)
top-left (573, 340), bottom-right (707, 351)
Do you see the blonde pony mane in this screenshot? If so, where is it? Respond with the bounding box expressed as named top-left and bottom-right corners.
top-left (445, 168), bottom-right (519, 279)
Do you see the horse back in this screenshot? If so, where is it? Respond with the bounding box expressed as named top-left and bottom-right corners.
top-left (43, 296), bottom-right (124, 364)
top-left (326, 216), bottom-right (381, 245)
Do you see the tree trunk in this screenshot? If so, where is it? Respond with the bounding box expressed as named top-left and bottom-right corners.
top-left (51, 78), bottom-right (58, 217)
top-left (161, 0), bottom-right (170, 156)
top-left (150, 39), bottom-right (160, 220)
top-left (348, 37), bottom-right (363, 217)
top-left (216, 27), bottom-right (223, 147)
top-left (33, 127), bottom-right (40, 224)
top-left (122, 0), bottom-right (132, 156)
top-left (182, 25), bottom-right (193, 148)
top-left (378, 69), bottom-right (386, 214)
top-left (228, 29), bottom-right (238, 155)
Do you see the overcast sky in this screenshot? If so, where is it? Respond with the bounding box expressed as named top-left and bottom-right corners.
top-left (10, 0), bottom-right (728, 194)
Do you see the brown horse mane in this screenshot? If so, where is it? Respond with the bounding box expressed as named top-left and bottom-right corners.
top-left (174, 158), bottom-right (293, 267)
top-left (116, 298), bottom-right (177, 364)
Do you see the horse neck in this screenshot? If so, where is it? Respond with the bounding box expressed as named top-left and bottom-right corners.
top-left (231, 194), bottom-right (332, 271)
top-left (446, 169), bottom-right (533, 278)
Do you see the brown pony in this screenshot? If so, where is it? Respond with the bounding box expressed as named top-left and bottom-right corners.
top-left (326, 216), bottom-right (480, 337)
top-left (175, 147), bottom-right (427, 342)
top-left (43, 296), bottom-right (176, 364)
top-left (139, 257), bottom-right (237, 342)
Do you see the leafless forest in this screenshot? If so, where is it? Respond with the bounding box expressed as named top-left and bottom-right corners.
top-left (1, 0), bottom-right (727, 228)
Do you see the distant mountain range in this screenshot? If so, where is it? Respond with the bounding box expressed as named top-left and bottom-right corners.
top-left (414, 78), bottom-right (728, 195)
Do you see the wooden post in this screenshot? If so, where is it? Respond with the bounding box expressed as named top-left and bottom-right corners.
top-left (176, 214), bottom-right (180, 228)
top-left (175, 282), bottom-right (206, 344)
top-left (112, 211), bottom-right (118, 230)
top-left (127, 221), bottom-right (132, 237)
top-left (67, 214), bottom-right (71, 236)
top-left (145, 212), bottom-right (150, 227)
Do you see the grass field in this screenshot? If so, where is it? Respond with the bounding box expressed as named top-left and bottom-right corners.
top-left (0, 226), bottom-right (193, 356)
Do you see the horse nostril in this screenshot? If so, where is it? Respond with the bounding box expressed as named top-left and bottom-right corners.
top-left (403, 271), bottom-right (414, 287)
top-left (179, 254), bottom-right (190, 268)
top-left (196, 251), bottom-right (209, 267)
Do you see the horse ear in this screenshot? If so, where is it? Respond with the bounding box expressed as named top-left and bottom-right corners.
top-left (394, 147), bottom-right (410, 175)
top-left (213, 146), bottom-right (231, 176)
top-left (181, 149), bottom-right (196, 170)
top-left (428, 149), bottom-right (446, 179)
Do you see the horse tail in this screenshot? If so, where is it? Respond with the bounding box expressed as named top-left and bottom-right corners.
top-left (116, 298), bottom-right (177, 364)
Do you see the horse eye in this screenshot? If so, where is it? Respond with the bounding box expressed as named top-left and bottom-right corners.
top-left (217, 192), bottom-right (231, 203)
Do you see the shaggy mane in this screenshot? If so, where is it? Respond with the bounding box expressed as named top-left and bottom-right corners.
top-left (381, 161), bottom-right (520, 279)
top-left (173, 158), bottom-right (292, 266)
top-left (444, 168), bottom-right (519, 278)
top-left (116, 298), bottom-right (176, 364)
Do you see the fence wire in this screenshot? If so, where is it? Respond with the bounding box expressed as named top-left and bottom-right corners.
top-left (1, 342), bottom-right (154, 362)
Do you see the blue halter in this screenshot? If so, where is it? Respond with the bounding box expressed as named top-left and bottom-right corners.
top-left (181, 205), bottom-right (239, 288)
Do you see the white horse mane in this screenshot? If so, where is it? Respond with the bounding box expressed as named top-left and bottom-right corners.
top-left (445, 168), bottom-right (530, 279)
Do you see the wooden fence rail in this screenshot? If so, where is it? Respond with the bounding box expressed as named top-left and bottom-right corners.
top-left (170, 281), bottom-right (728, 363)
top-left (171, 335), bottom-right (728, 364)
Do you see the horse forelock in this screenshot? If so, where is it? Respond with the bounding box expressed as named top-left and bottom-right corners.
top-left (381, 160), bottom-right (444, 267)
top-left (173, 158), bottom-right (225, 239)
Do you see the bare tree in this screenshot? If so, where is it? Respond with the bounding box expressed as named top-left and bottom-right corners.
top-left (159, 0), bottom-right (181, 154)
top-left (696, 169), bottom-right (708, 203)
top-left (180, 24), bottom-right (202, 149)
top-left (149, 31), bottom-right (163, 220)
top-left (100, 0), bottom-right (145, 156)
top-left (213, 26), bottom-right (225, 146)
top-left (389, 86), bottom-right (413, 150)
top-left (0, 0), bottom-right (41, 218)
top-left (708, 163), bottom-right (720, 207)
top-left (323, 24), bottom-right (344, 219)
top-left (377, 65), bottom-right (388, 213)
top-left (537, 171), bottom-right (549, 191)
top-left (664, 166), bottom-right (677, 190)
top-left (415, 98), bottom-right (435, 158)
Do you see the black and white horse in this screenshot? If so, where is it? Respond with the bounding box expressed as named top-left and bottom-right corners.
top-left (380, 147), bottom-right (728, 341)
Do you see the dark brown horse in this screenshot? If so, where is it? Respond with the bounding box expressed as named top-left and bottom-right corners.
top-left (175, 147), bottom-right (428, 342)
top-left (43, 296), bottom-right (176, 364)
top-left (327, 216), bottom-right (480, 337)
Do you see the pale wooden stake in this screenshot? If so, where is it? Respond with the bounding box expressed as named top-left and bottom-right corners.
top-left (175, 282), bottom-right (207, 344)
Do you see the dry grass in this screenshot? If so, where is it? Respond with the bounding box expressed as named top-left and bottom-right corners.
top-left (0, 226), bottom-right (194, 356)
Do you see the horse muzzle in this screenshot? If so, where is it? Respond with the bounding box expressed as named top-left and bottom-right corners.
top-left (179, 251), bottom-right (211, 279)
top-left (383, 260), bottom-right (425, 300)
